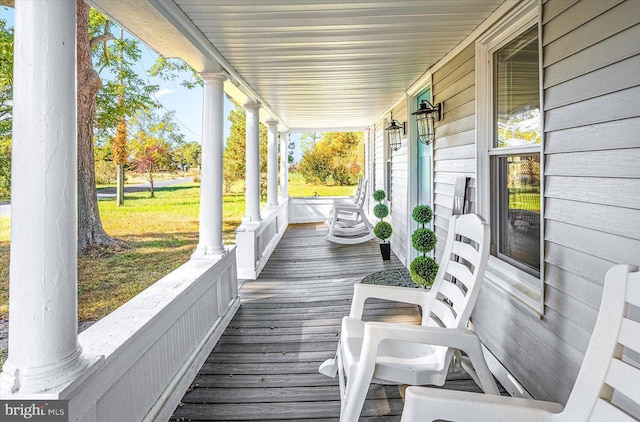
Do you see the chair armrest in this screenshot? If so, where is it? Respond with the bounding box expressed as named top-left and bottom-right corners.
top-left (361, 322), bottom-right (500, 395)
top-left (349, 283), bottom-right (432, 319)
top-left (402, 386), bottom-right (564, 421)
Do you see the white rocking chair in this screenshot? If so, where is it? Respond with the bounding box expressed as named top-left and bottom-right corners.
top-left (325, 179), bottom-right (375, 245)
top-left (401, 263), bottom-right (640, 422)
top-left (320, 213), bottom-right (498, 421)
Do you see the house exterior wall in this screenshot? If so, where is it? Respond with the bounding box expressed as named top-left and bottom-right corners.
top-left (368, 0), bottom-right (640, 404)
top-left (390, 100), bottom-right (410, 265)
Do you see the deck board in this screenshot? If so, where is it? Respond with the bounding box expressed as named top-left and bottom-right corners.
top-left (170, 223), bottom-right (487, 421)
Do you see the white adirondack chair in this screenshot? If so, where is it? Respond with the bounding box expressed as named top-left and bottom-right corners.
top-left (325, 179), bottom-right (375, 244)
top-left (320, 213), bottom-right (498, 421)
top-left (401, 263), bottom-right (640, 422)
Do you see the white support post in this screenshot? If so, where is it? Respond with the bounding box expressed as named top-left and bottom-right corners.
top-left (1, 0), bottom-right (89, 394)
top-left (280, 131), bottom-right (290, 200)
top-left (266, 119), bottom-right (279, 207)
top-left (193, 72), bottom-right (227, 257)
top-left (243, 101), bottom-right (262, 223)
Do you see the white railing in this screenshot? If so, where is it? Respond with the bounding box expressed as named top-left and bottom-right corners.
top-left (70, 249), bottom-right (239, 422)
top-left (236, 200), bottom-right (289, 280)
top-left (289, 196), bottom-right (346, 223)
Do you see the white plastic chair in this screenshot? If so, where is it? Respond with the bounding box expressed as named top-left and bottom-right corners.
top-left (325, 179), bottom-right (375, 244)
top-left (401, 263), bottom-right (640, 422)
top-left (320, 213), bottom-right (498, 420)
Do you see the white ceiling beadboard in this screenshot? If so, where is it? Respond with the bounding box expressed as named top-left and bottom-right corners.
top-left (90, 0), bottom-right (506, 130)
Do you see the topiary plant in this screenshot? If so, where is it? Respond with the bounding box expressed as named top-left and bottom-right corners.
top-left (374, 221), bottom-right (392, 242)
top-left (410, 204), bottom-right (438, 287)
top-left (372, 190), bottom-right (392, 247)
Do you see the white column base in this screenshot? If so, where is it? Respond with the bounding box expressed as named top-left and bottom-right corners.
top-left (191, 245), bottom-right (228, 260)
top-left (0, 349), bottom-right (101, 397)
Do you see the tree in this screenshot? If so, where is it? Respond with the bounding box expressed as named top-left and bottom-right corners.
top-left (299, 132), bottom-right (364, 186)
top-left (288, 139), bottom-right (295, 164)
top-left (175, 142), bottom-right (202, 169)
top-left (0, 16), bottom-right (12, 200)
top-left (223, 106), bottom-right (268, 195)
top-left (129, 109), bottom-right (183, 197)
top-left (78, 2), bottom-right (163, 250)
top-left (77, 0), bottom-right (117, 251)
top-left (300, 132), bottom-right (321, 153)
top-left (0, 16), bottom-right (12, 139)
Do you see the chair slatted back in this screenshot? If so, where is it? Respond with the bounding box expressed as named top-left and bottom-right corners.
top-left (562, 265), bottom-right (640, 421)
top-left (423, 214), bottom-right (490, 330)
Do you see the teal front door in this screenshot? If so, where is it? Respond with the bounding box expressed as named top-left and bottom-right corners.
top-left (417, 89), bottom-right (432, 207)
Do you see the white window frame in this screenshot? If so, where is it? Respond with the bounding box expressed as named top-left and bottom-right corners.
top-left (476, 0), bottom-right (544, 316)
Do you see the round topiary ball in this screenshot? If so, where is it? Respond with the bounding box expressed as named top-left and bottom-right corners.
top-left (373, 203), bottom-right (389, 219)
top-left (410, 256), bottom-right (439, 287)
top-left (374, 221), bottom-right (392, 241)
top-left (412, 227), bottom-right (437, 253)
top-left (372, 189), bottom-right (386, 202)
top-left (412, 205), bottom-right (433, 225)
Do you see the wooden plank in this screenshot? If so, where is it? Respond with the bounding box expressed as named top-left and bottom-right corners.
top-left (545, 242), bottom-right (613, 287)
top-left (434, 158), bottom-right (476, 173)
top-left (545, 284), bottom-right (598, 333)
top-left (543, 1), bottom-right (640, 66)
top-left (433, 71), bottom-right (475, 109)
top-left (437, 99), bottom-right (475, 125)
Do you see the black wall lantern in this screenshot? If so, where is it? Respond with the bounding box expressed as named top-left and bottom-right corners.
top-left (386, 117), bottom-right (405, 152)
top-left (412, 100), bottom-right (443, 145)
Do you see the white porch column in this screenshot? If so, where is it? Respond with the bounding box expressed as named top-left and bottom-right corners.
top-left (266, 119), bottom-right (279, 207)
top-left (1, 0), bottom-right (88, 394)
top-left (194, 72), bottom-right (227, 257)
top-left (243, 101), bottom-right (262, 223)
top-left (280, 131), bottom-right (290, 200)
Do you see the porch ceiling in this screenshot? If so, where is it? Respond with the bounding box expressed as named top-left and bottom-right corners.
top-left (88, 0), bottom-right (506, 131)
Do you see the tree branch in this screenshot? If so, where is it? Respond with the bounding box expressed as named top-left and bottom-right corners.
top-left (90, 32), bottom-right (114, 50)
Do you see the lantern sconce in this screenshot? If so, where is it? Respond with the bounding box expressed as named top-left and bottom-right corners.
top-left (412, 100), bottom-right (443, 145)
top-left (386, 117), bottom-right (405, 152)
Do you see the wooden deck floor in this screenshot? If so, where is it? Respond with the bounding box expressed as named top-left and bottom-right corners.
top-left (170, 223), bottom-right (485, 421)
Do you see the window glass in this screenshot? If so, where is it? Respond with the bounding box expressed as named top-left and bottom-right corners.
top-left (494, 25), bottom-right (540, 149)
top-left (494, 154), bottom-right (540, 275)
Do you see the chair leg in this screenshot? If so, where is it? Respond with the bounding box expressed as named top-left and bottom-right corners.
top-left (340, 357), bottom-right (374, 422)
top-left (319, 357), bottom-right (338, 378)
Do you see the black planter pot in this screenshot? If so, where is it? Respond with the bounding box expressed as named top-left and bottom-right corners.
top-left (379, 242), bottom-right (391, 260)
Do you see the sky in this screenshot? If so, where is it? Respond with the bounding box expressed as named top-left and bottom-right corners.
top-left (1, 6), bottom-right (305, 161)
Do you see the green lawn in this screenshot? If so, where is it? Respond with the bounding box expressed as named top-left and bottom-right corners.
top-left (0, 178), bottom-right (357, 321)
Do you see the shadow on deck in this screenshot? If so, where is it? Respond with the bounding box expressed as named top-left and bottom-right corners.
top-left (170, 223), bottom-right (484, 421)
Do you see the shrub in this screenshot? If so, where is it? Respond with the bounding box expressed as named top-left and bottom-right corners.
top-left (372, 189), bottom-right (386, 202)
top-left (410, 204), bottom-right (437, 286)
top-left (0, 137), bottom-right (10, 200)
top-left (374, 221), bottom-right (392, 241)
top-left (373, 203), bottom-right (389, 219)
top-left (410, 256), bottom-right (439, 287)
top-left (412, 205), bottom-right (433, 225)
top-left (95, 160), bottom-right (117, 185)
top-left (412, 227), bottom-right (437, 253)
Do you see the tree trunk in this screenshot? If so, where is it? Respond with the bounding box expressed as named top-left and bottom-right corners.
top-left (77, 0), bottom-right (116, 251)
top-left (116, 164), bottom-right (124, 206)
top-left (149, 171), bottom-right (154, 198)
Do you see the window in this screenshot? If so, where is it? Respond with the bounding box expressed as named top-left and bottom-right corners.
top-left (477, 2), bottom-right (543, 315)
